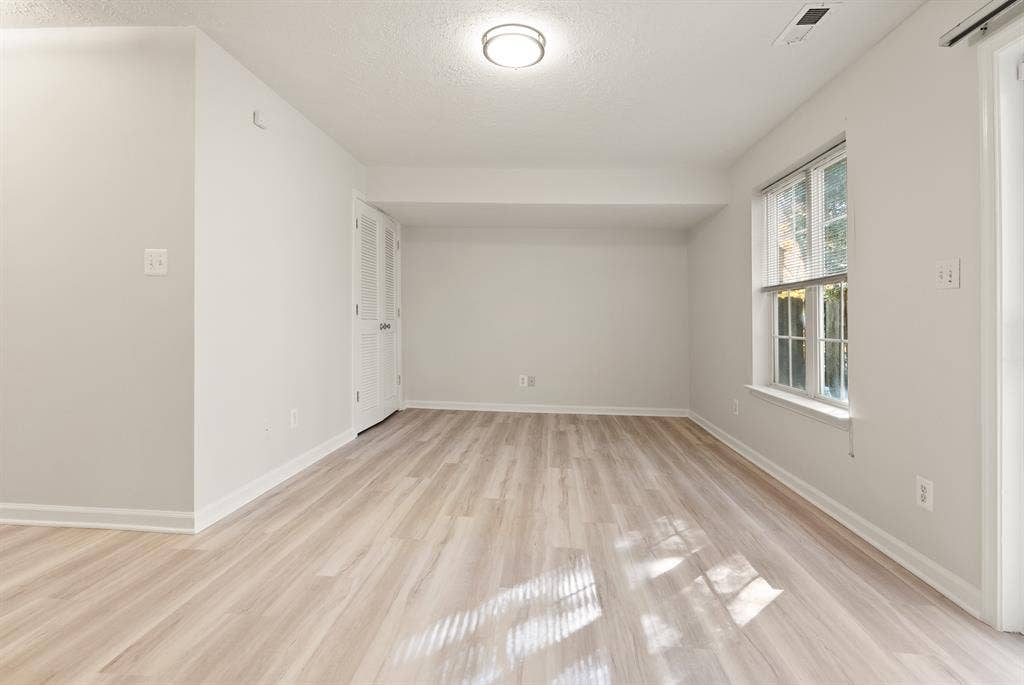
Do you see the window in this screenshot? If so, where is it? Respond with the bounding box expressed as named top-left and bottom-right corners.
top-left (819, 281), bottom-right (848, 402)
top-left (763, 143), bottom-right (848, 405)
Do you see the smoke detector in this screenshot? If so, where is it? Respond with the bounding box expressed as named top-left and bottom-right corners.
top-left (774, 4), bottom-right (833, 46)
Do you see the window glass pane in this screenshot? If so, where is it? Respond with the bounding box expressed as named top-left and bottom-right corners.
top-left (822, 341), bottom-right (843, 400)
top-left (823, 283), bottom-right (842, 339)
top-left (822, 158), bottom-right (847, 277)
top-left (777, 339), bottom-right (790, 386)
top-left (776, 179), bottom-right (810, 283)
top-left (842, 282), bottom-right (848, 340)
top-left (777, 291), bottom-right (789, 336)
top-left (823, 159), bottom-right (847, 222)
top-left (790, 289), bottom-right (806, 338)
top-left (792, 339), bottom-right (806, 390)
top-left (823, 216), bottom-right (847, 275)
top-left (842, 342), bottom-right (849, 401)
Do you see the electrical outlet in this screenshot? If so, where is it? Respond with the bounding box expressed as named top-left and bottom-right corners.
top-left (518, 375), bottom-right (528, 388)
top-left (144, 248), bottom-right (168, 276)
top-left (731, 399), bottom-right (740, 415)
top-left (289, 408), bottom-right (299, 429)
top-left (916, 476), bottom-right (933, 511)
top-left (935, 258), bottom-right (960, 289)
top-left (527, 376), bottom-right (536, 387)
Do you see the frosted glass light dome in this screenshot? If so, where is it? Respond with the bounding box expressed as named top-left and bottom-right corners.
top-left (482, 24), bottom-right (546, 68)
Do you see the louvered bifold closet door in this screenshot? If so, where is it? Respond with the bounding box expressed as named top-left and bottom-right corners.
top-left (355, 201), bottom-right (382, 431)
top-left (380, 217), bottom-right (399, 406)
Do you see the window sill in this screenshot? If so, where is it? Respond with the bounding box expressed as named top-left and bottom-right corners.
top-left (745, 385), bottom-right (850, 430)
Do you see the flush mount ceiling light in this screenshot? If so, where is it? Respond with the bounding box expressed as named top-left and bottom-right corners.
top-left (482, 24), bottom-right (545, 68)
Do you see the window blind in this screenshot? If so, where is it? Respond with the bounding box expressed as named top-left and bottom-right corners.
top-left (763, 143), bottom-right (847, 290)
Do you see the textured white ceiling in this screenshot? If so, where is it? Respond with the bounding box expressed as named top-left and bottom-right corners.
top-left (2, 0), bottom-right (921, 168)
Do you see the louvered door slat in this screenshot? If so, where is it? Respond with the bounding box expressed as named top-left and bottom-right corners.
top-left (359, 332), bottom-right (380, 409)
top-left (383, 221), bottom-right (397, 321)
top-left (381, 332), bottom-right (396, 403)
top-left (359, 214), bottom-right (379, 320)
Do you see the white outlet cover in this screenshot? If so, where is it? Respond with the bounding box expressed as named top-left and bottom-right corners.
top-left (518, 375), bottom-right (528, 388)
top-left (144, 248), bottom-right (168, 276)
top-left (916, 475), bottom-right (934, 511)
top-left (934, 257), bottom-right (960, 290)
top-left (290, 408), bottom-right (299, 428)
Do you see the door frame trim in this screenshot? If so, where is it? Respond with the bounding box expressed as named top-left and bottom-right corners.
top-left (979, 19), bottom-right (1024, 632)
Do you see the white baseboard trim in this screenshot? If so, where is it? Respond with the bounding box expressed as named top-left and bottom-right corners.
top-left (0, 430), bottom-right (357, 536)
top-left (405, 400), bottom-right (689, 418)
top-left (688, 412), bottom-right (983, 618)
top-left (0, 503), bottom-right (194, 534)
top-left (194, 429), bottom-right (356, 533)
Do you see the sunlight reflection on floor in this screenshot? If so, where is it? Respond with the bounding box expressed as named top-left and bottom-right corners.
top-left (706, 553), bottom-right (760, 594)
top-left (394, 556), bottom-right (598, 663)
top-left (392, 555), bottom-right (602, 682)
top-left (505, 586), bottom-right (602, 661)
top-left (550, 649), bottom-right (612, 685)
top-left (389, 514), bottom-right (785, 684)
top-left (622, 518), bottom-right (785, 654)
top-left (641, 612), bottom-right (684, 655)
top-left (727, 576), bottom-right (783, 627)
top-left (645, 555), bottom-right (684, 579)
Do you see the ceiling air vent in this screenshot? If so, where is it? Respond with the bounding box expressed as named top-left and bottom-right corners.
top-left (797, 7), bottom-right (830, 25)
top-left (774, 4), bottom-right (833, 46)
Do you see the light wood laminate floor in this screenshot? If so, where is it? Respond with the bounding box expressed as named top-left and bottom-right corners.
top-left (2, 409), bottom-right (1022, 684)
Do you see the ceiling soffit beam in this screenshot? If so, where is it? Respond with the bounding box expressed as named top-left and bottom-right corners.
top-left (366, 166), bottom-right (729, 208)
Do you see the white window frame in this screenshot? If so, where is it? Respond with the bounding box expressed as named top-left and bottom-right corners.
top-left (770, 284), bottom-right (848, 408)
top-left (764, 145), bottom-right (848, 408)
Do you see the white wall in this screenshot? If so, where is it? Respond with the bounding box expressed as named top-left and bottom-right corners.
top-left (687, 1), bottom-right (985, 604)
top-left (404, 227), bottom-right (689, 412)
top-left (0, 28), bottom-right (196, 512)
top-left (193, 33), bottom-right (365, 514)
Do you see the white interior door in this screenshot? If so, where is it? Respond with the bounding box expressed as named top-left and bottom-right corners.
top-left (380, 216), bottom-right (400, 410)
top-left (353, 199), bottom-right (400, 433)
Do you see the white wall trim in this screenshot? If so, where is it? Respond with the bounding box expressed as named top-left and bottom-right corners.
top-left (405, 400), bottom-right (689, 417)
top-left (194, 429), bottom-right (356, 533)
top-left (0, 503), bottom-right (194, 534)
top-left (1, 429), bottom-right (358, 536)
top-left (978, 20), bottom-right (1024, 633)
top-left (688, 412), bottom-right (983, 618)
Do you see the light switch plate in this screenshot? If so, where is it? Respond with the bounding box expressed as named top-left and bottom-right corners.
top-left (935, 257), bottom-right (960, 290)
top-left (144, 249), bottom-right (168, 276)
